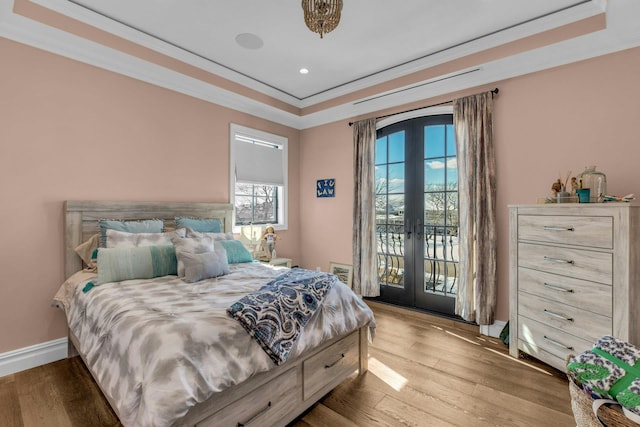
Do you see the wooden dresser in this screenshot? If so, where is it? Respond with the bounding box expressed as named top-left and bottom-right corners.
top-left (509, 204), bottom-right (640, 371)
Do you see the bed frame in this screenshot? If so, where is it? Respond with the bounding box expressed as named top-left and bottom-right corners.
top-left (63, 200), bottom-right (369, 427)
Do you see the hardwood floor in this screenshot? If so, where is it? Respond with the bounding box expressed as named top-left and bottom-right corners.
top-left (2, 302), bottom-right (575, 426)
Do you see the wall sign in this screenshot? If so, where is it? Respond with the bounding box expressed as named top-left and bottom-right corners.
top-left (316, 179), bottom-right (335, 198)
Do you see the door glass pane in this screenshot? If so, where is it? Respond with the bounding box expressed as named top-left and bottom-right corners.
top-left (424, 158), bottom-right (445, 191)
top-left (388, 163), bottom-right (405, 194)
top-left (424, 121), bottom-right (458, 299)
top-left (376, 193), bottom-right (404, 288)
top-left (425, 126), bottom-right (445, 158)
top-left (446, 125), bottom-right (455, 156)
top-left (375, 137), bottom-right (387, 165)
top-left (388, 194), bottom-right (404, 217)
top-left (375, 129), bottom-right (405, 289)
top-left (447, 158), bottom-right (458, 189)
top-left (388, 131), bottom-right (405, 163)
top-left (375, 165), bottom-right (387, 192)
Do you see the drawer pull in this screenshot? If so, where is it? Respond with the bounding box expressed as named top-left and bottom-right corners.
top-left (237, 401), bottom-right (272, 427)
top-left (324, 353), bottom-right (345, 369)
top-left (543, 256), bottom-right (574, 265)
top-left (543, 335), bottom-right (574, 351)
top-left (543, 309), bottom-right (574, 322)
top-left (543, 283), bottom-right (574, 293)
top-left (543, 226), bottom-right (575, 232)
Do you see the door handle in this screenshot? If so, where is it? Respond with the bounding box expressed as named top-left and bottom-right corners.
top-left (415, 219), bottom-right (422, 238)
top-left (405, 219), bottom-right (412, 240)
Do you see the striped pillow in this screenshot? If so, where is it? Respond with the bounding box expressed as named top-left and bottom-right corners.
top-left (97, 245), bottom-right (177, 285)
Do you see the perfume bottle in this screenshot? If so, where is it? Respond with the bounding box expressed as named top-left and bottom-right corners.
top-left (577, 166), bottom-right (607, 203)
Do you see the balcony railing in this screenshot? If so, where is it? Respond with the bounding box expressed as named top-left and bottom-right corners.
top-left (377, 223), bottom-right (459, 297)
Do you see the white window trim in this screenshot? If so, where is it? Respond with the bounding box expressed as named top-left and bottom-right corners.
top-left (229, 123), bottom-right (288, 232)
top-left (376, 105), bottom-right (453, 129)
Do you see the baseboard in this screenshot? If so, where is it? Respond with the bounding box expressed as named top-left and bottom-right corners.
top-left (0, 337), bottom-right (67, 378)
top-left (479, 320), bottom-right (508, 338)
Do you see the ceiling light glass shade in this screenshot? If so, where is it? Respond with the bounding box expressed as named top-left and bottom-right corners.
top-left (302, 0), bottom-right (343, 39)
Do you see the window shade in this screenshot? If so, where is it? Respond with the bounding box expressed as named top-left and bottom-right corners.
top-left (235, 139), bottom-right (285, 185)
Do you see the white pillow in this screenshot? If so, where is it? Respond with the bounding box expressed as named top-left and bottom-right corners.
top-left (106, 228), bottom-right (186, 248)
top-left (186, 227), bottom-right (235, 241)
top-left (181, 248), bottom-right (230, 283)
top-left (171, 235), bottom-right (215, 277)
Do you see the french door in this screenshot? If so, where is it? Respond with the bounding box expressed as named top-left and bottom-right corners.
top-left (374, 115), bottom-right (459, 317)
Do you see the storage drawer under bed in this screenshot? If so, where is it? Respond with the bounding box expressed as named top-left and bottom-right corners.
top-left (302, 330), bottom-right (359, 400)
top-left (196, 367), bottom-right (300, 427)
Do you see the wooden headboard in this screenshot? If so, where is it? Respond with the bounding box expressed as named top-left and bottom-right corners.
top-left (64, 200), bottom-right (233, 279)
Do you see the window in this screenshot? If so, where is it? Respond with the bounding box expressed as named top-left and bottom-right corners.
top-left (230, 124), bottom-right (288, 230)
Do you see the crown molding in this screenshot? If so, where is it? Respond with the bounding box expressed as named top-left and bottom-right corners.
top-left (2, 0), bottom-right (640, 130)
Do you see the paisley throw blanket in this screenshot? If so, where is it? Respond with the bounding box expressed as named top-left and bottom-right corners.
top-left (228, 268), bottom-right (336, 365)
top-left (568, 335), bottom-right (640, 416)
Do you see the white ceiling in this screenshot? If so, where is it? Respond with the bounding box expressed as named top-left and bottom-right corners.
top-left (3, 0), bottom-right (640, 128)
top-left (56, 0), bottom-right (596, 100)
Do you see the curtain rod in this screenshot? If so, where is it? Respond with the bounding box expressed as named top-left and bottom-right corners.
top-left (348, 87), bottom-right (499, 126)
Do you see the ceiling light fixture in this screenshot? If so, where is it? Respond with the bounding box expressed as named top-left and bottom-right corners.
top-left (299, 68), bottom-right (309, 74)
top-left (301, 0), bottom-right (343, 39)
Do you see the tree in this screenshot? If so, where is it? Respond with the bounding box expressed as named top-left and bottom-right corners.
top-left (425, 182), bottom-right (458, 229)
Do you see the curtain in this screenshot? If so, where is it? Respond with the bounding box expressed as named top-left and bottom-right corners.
top-left (352, 118), bottom-right (379, 297)
top-left (453, 92), bottom-right (497, 325)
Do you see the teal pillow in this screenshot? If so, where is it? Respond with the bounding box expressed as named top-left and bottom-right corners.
top-left (97, 245), bottom-right (177, 285)
top-left (99, 219), bottom-right (164, 247)
top-left (219, 240), bottom-right (253, 264)
top-left (175, 217), bottom-right (222, 233)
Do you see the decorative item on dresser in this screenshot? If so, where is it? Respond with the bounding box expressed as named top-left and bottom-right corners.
top-left (508, 203), bottom-right (640, 371)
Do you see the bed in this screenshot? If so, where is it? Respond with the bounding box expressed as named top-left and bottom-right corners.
top-left (53, 200), bottom-right (375, 427)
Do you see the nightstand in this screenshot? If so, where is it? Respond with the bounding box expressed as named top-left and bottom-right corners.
top-left (267, 257), bottom-right (292, 268)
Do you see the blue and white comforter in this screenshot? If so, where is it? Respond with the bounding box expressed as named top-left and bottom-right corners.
top-left (53, 263), bottom-right (375, 427)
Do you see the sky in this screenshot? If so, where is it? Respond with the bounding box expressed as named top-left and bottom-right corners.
top-left (375, 124), bottom-right (458, 198)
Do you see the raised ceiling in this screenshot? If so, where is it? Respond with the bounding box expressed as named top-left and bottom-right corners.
top-left (2, 0), bottom-right (640, 128)
top-left (66, 0), bottom-right (591, 100)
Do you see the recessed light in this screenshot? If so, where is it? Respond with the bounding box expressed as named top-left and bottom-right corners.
top-left (235, 33), bottom-right (264, 50)
top-left (299, 68), bottom-right (309, 74)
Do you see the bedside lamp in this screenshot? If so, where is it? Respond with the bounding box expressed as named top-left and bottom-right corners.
top-left (239, 224), bottom-right (262, 259)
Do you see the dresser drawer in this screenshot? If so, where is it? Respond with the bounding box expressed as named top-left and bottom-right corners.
top-left (518, 316), bottom-right (593, 368)
top-left (518, 215), bottom-right (612, 248)
top-left (303, 331), bottom-right (359, 400)
top-left (197, 367), bottom-right (300, 427)
top-left (517, 243), bottom-right (612, 285)
top-left (518, 292), bottom-right (611, 343)
top-left (517, 267), bottom-right (612, 316)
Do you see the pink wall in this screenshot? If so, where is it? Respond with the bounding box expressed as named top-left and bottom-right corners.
top-left (299, 46), bottom-right (640, 322)
top-left (2, 35), bottom-right (639, 357)
top-left (298, 123), bottom-right (355, 271)
top-left (0, 38), bottom-right (300, 353)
